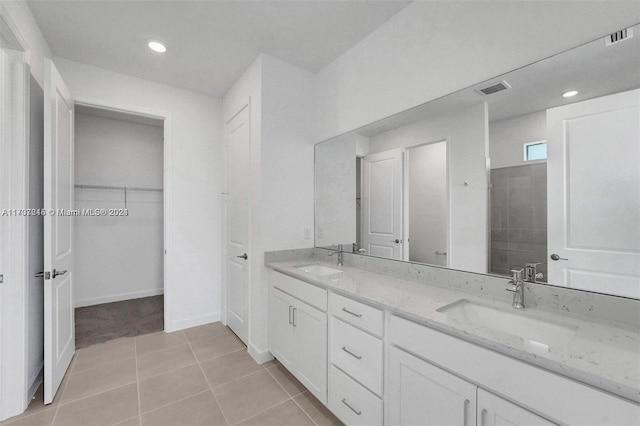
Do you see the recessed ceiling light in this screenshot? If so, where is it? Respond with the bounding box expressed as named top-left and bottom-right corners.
top-left (562, 90), bottom-right (578, 98)
top-left (148, 41), bottom-right (167, 53)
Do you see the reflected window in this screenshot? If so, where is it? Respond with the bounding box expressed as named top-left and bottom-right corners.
top-left (524, 141), bottom-right (547, 161)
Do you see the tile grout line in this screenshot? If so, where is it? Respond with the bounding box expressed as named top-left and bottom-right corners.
top-left (185, 333), bottom-right (232, 426)
top-left (264, 365), bottom-right (336, 426)
top-left (261, 364), bottom-right (321, 426)
top-left (134, 335), bottom-right (142, 426)
top-left (290, 393), bottom-right (322, 426)
top-left (208, 368), bottom-right (276, 425)
top-left (232, 398), bottom-right (295, 426)
top-left (138, 389), bottom-right (211, 418)
top-left (192, 341), bottom-right (246, 365)
top-left (49, 350), bottom-right (75, 426)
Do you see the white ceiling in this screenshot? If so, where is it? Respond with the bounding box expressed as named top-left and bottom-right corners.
top-left (357, 23), bottom-right (640, 136)
top-left (27, 0), bottom-right (410, 97)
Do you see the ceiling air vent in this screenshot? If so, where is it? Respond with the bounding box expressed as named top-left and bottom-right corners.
top-left (606, 27), bottom-right (633, 46)
top-left (476, 80), bottom-right (511, 96)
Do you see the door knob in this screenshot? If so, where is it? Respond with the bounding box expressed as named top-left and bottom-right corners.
top-left (550, 254), bottom-right (568, 261)
top-left (390, 239), bottom-right (402, 244)
top-left (52, 269), bottom-right (67, 278)
top-left (236, 253), bottom-right (248, 260)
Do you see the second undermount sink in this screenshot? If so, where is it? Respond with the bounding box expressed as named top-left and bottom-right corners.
top-left (437, 299), bottom-right (578, 354)
top-left (295, 263), bottom-right (343, 276)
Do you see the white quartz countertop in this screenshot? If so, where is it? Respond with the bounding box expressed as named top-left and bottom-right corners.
top-left (266, 260), bottom-right (640, 404)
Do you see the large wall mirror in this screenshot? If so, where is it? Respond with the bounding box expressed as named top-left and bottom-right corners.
top-left (315, 24), bottom-right (640, 299)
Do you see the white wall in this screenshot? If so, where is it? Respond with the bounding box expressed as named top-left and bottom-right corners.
top-left (315, 1), bottom-right (640, 142)
top-left (54, 58), bottom-right (224, 332)
top-left (369, 102), bottom-right (489, 273)
top-left (222, 55), bottom-right (263, 359)
top-left (75, 113), bottom-right (163, 187)
top-left (223, 54), bottom-right (316, 362)
top-left (74, 113), bottom-right (164, 307)
top-left (261, 55), bottom-right (316, 253)
top-left (490, 111), bottom-right (546, 169)
top-left (0, 1), bottom-right (52, 87)
top-left (315, 134), bottom-right (357, 246)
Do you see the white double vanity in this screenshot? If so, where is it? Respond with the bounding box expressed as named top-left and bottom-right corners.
top-left (265, 23), bottom-right (640, 426)
top-left (266, 249), bottom-right (639, 426)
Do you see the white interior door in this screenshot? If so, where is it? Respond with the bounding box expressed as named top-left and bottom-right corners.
top-left (43, 59), bottom-right (75, 404)
top-left (546, 89), bottom-right (640, 297)
top-left (406, 141), bottom-right (448, 266)
top-left (362, 148), bottom-right (403, 259)
top-left (225, 105), bottom-right (250, 344)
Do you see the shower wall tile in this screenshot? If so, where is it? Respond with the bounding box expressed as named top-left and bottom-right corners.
top-left (490, 163), bottom-right (548, 282)
top-left (491, 248), bottom-right (509, 270)
top-left (508, 228), bottom-right (533, 252)
top-left (491, 229), bottom-right (508, 249)
top-left (532, 185), bottom-right (547, 229)
top-left (492, 168), bottom-right (508, 188)
top-left (532, 163), bottom-right (547, 186)
top-left (490, 187), bottom-right (508, 229)
top-left (508, 207), bottom-right (533, 229)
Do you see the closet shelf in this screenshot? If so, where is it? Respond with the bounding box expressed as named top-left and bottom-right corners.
top-left (74, 184), bottom-right (163, 193)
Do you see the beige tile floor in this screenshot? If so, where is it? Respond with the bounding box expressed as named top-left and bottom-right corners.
top-left (2, 322), bottom-right (343, 426)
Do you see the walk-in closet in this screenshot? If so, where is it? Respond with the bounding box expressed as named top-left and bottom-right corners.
top-left (73, 106), bottom-right (164, 348)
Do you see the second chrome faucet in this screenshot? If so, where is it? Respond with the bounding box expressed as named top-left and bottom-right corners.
top-left (506, 269), bottom-right (525, 309)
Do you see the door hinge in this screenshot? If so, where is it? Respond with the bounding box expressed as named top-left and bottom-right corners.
top-left (0, 274), bottom-right (3, 284)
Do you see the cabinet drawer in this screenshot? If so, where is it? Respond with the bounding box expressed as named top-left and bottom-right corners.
top-left (330, 317), bottom-right (383, 395)
top-left (329, 365), bottom-right (383, 426)
top-left (271, 271), bottom-right (327, 311)
top-left (329, 292), bottom-right (383, 337)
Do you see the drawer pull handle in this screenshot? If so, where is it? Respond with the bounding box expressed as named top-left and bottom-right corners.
top-left (341, 307), bottom-right (362, 318)
top-left (341, 398), bottom-right (362, 415)
top-left (288, 305), bottom-right (293, 325)
top-left (341, 346), bottom-right (362, 360)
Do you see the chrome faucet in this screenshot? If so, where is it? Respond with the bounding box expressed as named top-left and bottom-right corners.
top-left (506, 269), bottom-right (525, 309)
top-left (524, 262), bottom-right (544, 283)
top-left (328, 244), bottom-right (344, 266)
top-left (352, 242), bottom-right (366, 254)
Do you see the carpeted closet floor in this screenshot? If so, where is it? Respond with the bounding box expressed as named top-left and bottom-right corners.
top-left (74, 295), bottom-right (164, 349)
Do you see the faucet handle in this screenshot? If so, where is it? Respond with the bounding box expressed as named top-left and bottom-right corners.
top-left (510, 269), bottom-right (524, 281)
top-left (525, 262), bottom-right (541, 268)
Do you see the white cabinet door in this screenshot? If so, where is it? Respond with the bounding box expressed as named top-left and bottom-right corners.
top-left (268, 288), bottom-right (295, 370)
top-left (478, 389), bottom-right (557, 426)
top-left (388, 346), bottom-right (477, 426)
top-left (293, 300), bottom-right (327, 404)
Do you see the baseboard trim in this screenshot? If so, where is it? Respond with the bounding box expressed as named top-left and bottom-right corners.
top-left (165, 312), bottom-right (221, 333)
top-left (248, 344), bottom-right (274, 365)
top-left (74, 288), bottom-right (164, 308)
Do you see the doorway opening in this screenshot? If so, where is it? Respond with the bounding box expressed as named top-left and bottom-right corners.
top-left (405, 141), bottom-right (448, 266)
top-left (73, 105), bottom-right (165, 348)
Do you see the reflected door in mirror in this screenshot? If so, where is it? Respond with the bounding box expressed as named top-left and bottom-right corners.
top-left (547, 89), bottom-right (640, 298)
top-left (362, 148), bottom-right (403, 259)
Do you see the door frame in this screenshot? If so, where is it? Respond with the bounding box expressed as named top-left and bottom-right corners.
top-left (0, 17), bottom-right (30, 420)
top-left (221, 100), bottom-right (252, 343)
top-left (72, 96), bottom-right (173, 327)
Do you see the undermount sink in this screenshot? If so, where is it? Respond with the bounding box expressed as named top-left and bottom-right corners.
top-left (295, 263), bottom-right (343, 276)
top-left (437, 299), bottom-right (578, 354)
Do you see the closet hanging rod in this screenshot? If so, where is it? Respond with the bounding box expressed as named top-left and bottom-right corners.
top-left (74, 184), bottom-right (163, 193)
